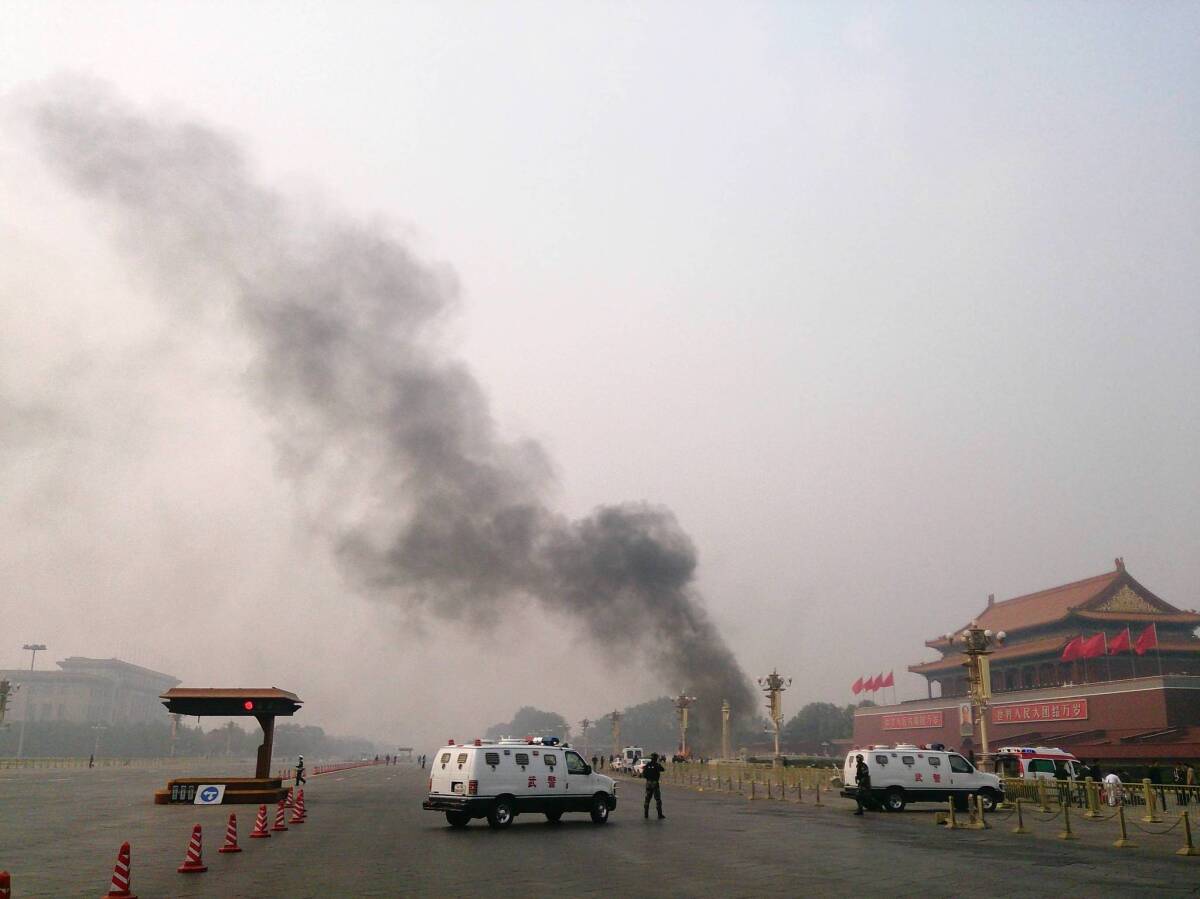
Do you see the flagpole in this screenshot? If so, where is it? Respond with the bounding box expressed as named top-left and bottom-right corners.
top-left (1156, 623), bottom-right (1164, 678)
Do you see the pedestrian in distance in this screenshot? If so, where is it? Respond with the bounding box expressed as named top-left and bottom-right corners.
top-left (1149, 760), bottom-right (1167, 808)
top-left (1103, 770), bottom-right (1122, 806)
top-left (88, 753), bottom-right (94, 769)
top-left (642, 752), bottom-right (665, 819)
top-left (853, 754), bottom-right (871, 815)
top-left (592, 755), bottom-right (598, 770)
top-left (296, 754), bottom-right (307, 786)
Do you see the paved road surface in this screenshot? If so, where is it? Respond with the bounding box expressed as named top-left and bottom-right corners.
top-left (3, 763), bottom-right (1199, 896)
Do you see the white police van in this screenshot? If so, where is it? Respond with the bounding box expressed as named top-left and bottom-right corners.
top-left (842, 745), bottom-right (1004, 812)
top-left (422, 737), bottom-right (618, 828)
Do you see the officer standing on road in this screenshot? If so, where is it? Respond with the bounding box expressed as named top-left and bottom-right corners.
top-left (853, 754), bottom-right (871, 815)
top-left (296, 754), bottom-right (307, 786)
top-left (642, 752), bottom-right (665, 819)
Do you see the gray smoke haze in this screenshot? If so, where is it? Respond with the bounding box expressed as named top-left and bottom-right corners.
top-left (23, 78), bottom-right (753, 730)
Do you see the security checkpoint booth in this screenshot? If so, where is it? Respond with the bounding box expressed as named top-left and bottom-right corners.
top-left (154, 687), bottom-right (302, 805)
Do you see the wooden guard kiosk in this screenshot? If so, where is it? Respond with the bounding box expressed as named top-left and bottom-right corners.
top-left (154, 687), bottom-right (302, 805)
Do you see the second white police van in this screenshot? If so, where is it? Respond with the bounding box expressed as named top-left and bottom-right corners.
top-left (992, 746), bottom-right (1084, 782)
top-left (842, 745), bottom-right (1004, 812)
top-left (422, 737), bottom-right (618, 828)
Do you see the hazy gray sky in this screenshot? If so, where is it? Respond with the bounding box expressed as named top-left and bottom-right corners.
top-left (1, 2), bottom-right (1197, 749)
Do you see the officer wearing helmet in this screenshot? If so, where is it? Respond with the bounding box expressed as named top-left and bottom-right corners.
top-left (853, 754), bottom-right (871, 815)
top-left (642, 752), bottom-right (665, 819)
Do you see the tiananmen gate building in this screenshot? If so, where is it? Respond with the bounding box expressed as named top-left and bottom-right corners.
top-left (853, 560), bottom-right (1200, 762)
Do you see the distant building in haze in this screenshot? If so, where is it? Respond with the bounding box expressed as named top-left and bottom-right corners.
top-left (0, 657), bottom-right (180, 725)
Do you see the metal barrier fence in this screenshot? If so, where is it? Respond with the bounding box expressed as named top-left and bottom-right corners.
top-left (276, 759), bottom-right (386, 780)
top-left (663, 760), bottom-right (840, 798)
top-left (636, 763), bottom-right (1200, 854)
top-left (0, 756), bottom-right (216, 770)
top-left (1000, 777), bottom-right (1200, 812)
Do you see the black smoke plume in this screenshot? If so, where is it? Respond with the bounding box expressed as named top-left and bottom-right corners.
top-left (22, 79), bottom-right (754, 736)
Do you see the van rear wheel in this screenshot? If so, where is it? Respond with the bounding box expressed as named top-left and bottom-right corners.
top-left (445, 811), bottom-right (470, 828)
top-left (884, 788), bottom-right (906, 812)
top-left (488, 797), bottom-right (515, 829)
top-left (590, 795), bottom-right (610, 824)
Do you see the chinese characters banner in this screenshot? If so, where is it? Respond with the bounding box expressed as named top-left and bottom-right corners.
top-left (882, 711), bottom-right (945, 730)
top-left (990, 699), bottom-right (1088, 725)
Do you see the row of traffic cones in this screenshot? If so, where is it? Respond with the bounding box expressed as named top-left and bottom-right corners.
top-left (99, 789), bottom-right (308, 897)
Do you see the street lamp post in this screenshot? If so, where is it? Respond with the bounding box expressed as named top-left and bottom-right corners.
top-left (92, 724), bottom-right (108, 762)
top-left (945, 622), bottom-right (1005, 765)
top-left (578, 718), bottom-right (591, 757)
top-left (673, 693), bottom-right (697, 757)
top-left (757, 670), bottom-right (792, 767)
top-left (16, 643), bottom-right (47, 760)
top-left (609, 710), bottom-right (621, 760)
top-left (721, 700), bottom-right (731, 760)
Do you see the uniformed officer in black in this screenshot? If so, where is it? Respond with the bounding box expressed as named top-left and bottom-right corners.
top-left (853, 754), bottom-right (870, 815)
top-left (296, 754), bottom-right (307, 786)
top-left (642, 753), bottom-right (665, 819)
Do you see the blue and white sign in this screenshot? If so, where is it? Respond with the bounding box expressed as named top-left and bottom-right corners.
top-left (194, 784), bottom-right (225, 805)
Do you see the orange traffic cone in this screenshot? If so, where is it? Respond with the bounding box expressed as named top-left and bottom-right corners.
top-left (249, 804), bottom-right (271, 839)
top-left (289, 790), bottom-right (306, 824)
top-left (271, 799), bottom-right (289, 832)
top-left (297, 789), bottom-right (307, 819)
top-left (102, 841), bottom-right (138, 898)
top-left (218, 813), bottom-right (243, 853)
top-left (285, 786), bottom-right (294, 808)
top-left (177, 824), bottom-right (208, 874)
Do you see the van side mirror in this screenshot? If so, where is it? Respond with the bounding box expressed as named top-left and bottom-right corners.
top-left (583, 764), bottom-right (592, 775)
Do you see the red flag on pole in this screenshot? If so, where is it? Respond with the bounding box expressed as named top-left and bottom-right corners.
top-left (881, 671), bottom-right (895, 688)
top-left (1134, 623), bottom-right (1158, 656)
top-left (852, 677), bottom-right (864, 695)
top-left (862, 675), bottom-right (875, 692)
top-left (1060, 636), bottom-right (1083, 661)
top-left (873, 673), bottom-right (885, 692)
top-left (1080, 633), bottom-right (1106, 659)
top-left (1107, 628), bottom-right (1131, 654)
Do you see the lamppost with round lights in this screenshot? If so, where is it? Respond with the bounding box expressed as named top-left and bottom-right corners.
top-left (721, 700), bottom-right (731, 760)
top-left (578, 718), bottom-right (591, 757)
top-left (16, 643), bottom-right (47, 761)
top-left (757, 670), bottom-right (792, 766)
top-left (673, 693), bottom-right (697, 757)
top-left (608, 710), bottom-right (622, 760)
top-left (945, 623), bottom-right (1005, 764)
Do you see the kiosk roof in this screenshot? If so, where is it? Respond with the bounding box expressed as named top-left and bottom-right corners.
top-left (160, 687), bottom-right (302, 716)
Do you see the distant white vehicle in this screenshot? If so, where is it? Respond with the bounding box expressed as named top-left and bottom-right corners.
top-left (613, 746), bottom-right (644, 772)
